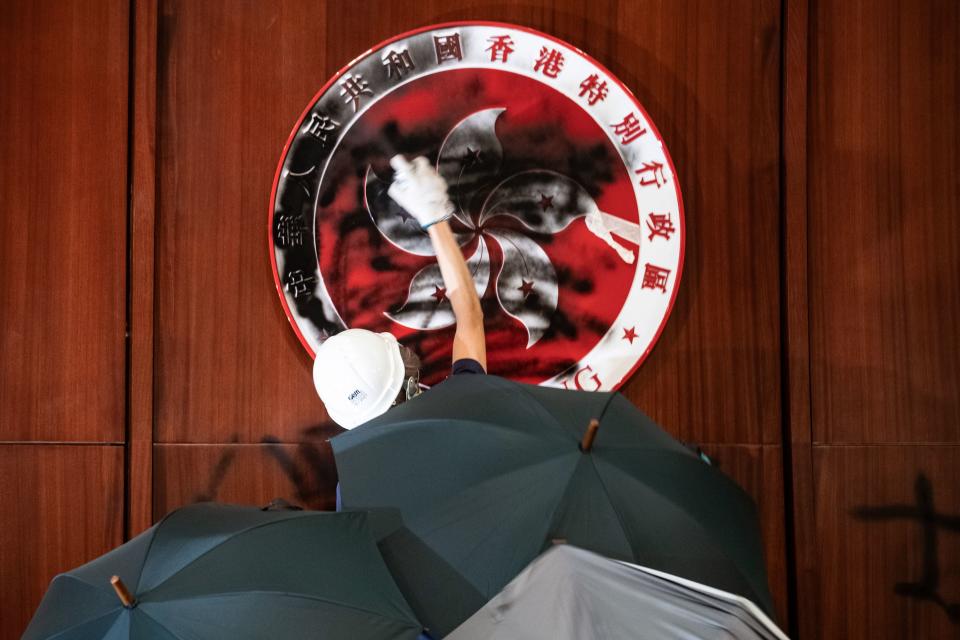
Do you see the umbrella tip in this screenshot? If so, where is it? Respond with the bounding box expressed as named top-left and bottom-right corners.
top-left (110, 575), bottom-right (136, 608)
top-left (579, 419), bottom-right (600, 453)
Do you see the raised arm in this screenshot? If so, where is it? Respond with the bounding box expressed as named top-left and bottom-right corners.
top-left (426, 220), bottom-right (486, 368)
top-left (388, 155), bottom-right (487, 369)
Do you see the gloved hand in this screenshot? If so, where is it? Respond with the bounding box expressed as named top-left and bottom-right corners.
top-left (387, 155), bottom-right (455, 229)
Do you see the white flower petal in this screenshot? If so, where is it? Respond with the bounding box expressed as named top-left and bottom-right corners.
top-left (487, 229), bottom-right (558, 348)
top-left (437, 108), bottom-right (505, 227)
top-left (479, 170), bottom-right (598, 233)
top-left (385, 237), bottom-right (491, 331)
top-left (584, 209), bottom-right (638, 264)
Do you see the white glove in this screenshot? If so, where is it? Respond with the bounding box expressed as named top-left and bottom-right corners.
top-left (387, 155), bottom-right (455, 229)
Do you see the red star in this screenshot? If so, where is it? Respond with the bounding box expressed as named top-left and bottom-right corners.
top-left (622, 326), bottom-right (638, 344)
top-left (517, 279), bottom-right (535, 298)
top-left (431, 285), bottom-right (447, 302)
top-left (538, 193), bottom-right (553, 211)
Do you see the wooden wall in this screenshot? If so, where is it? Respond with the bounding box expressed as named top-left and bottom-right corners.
top-left (791, 0), bottom-right (960, 637)
top-left (0, 1), bottom-right (128, 637)
top-left (1, 0), bottom-right (957, 637)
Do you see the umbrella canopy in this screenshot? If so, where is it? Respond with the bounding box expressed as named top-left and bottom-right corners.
top-left (447, 545), bottom-right (788, 640)
top-left (23, 504), bottom-right (423, 640)
top-left (332, 375), bottom-right (774, 637)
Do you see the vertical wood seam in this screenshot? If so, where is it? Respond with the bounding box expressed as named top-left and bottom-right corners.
top-left (126, 0), bottom-right (158, 538)
top-left (782, 0), bottom-right (820, 636)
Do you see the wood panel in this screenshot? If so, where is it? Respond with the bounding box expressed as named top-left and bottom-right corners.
top-left (153, 441), bottom-right (339, 517)
top-left (808, 0), bottom-right (960, 444)
top-left (616, 0), bottom-right (783, 446)
top-left (702, 444), bottom-right (789, 626)
top-left (0, 445), bottom-right (124, 638)
top-left (155, 0), bottom-right (329, 443)
top-left (813, 445), bottom-right (960, 638)
top-left (0, 0), bottom-right (128, 442)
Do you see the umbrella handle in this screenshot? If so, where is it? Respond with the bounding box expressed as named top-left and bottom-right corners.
top-left (111, 576), bottom-right (136, 608)
top-left (580, 419), bottom-right (600, 452)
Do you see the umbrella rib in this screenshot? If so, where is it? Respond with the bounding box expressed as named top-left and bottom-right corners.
top-left (411, 453), bottom-right (578, 537)
top-left (593, 457), bottom-right (773, 613)
top-left (534, 391), bottom-right (633, 557)
top-left (582, 454), bottom-right (640, 559)
top-left (510, 383), bottom-right (581, 435)
top-left (144, 589), bottom-right (421, 628)
top-left (540, 457), bottom-right (593, 546)
top-left (52, 571), bottom-right (109, 593)
top-left (598, 390), bottom-right (619, 420)
top-left (137, 517), bottom-right (311, 597)
top-left (450, 477), bottom-right (563, 594)
top-left (599, 452), bottom-right (755, 529)
top-left (132, 507), bottom-right (181, 593)
top-left (137, 610), bottom-right (190, 639)
top-left (38, 608), bottom-right (121, 640)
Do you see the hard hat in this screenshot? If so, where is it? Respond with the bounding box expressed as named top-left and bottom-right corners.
top-left (312, 328), bottom-right (405, 429)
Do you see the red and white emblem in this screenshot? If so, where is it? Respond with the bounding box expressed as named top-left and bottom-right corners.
top-left (270, 22), bottom-right (684, 390)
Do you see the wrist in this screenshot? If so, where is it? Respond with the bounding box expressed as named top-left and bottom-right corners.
top-left (420, 212), bottom-right (453, 230)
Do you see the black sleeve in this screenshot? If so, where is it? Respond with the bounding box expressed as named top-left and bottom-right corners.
top-left (451, 358), bottom-right (486, 375)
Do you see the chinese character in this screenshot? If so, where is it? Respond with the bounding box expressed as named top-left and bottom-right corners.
top-left (434, 33), bottom-right (463, 64)
top-left (284, 270), bottom-right (315, 299)
top-left (611, 113), bottom-right (647, 144)
top-left (275, 214), bottom-right (305, 247)
top-left (636, 161), bottom-right (666, 188)
top-left (641, 263), bottom-right (670, 292)
top-left (304, 113), bottom-right (339, 146)
top-left (646, 212), bottom-right (676, 241)
top-left (382, 48), bottom-right (415, 79)
top-left (578, 74), bottom-right (609, 105)
top-left (339, 74), bottom-right (373, 112)
top-left (486, 35), bottom-right (515, 62)
top-left (852, 474), bottom-right (960, 623)
top-left (533, 46), bottom-right (565, 78)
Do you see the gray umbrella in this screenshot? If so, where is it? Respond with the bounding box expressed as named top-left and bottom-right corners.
top-left (447, 545), bottom-right (788, 640)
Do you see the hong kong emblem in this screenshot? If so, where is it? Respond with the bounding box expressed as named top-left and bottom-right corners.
top-left (270, 22), bottom-right (684, 390)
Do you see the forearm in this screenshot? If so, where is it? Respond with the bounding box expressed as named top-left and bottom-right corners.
top-left (386, 153), bottom-right (486, 367)
top-left (427, 221), bottom-right (486, 367)
top-left (427, 221), bottom-right (482, 323)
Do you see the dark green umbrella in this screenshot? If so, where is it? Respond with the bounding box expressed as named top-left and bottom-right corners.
top-left (332, 375), bottom-right (774, 637)
top-left (23, 504), bottom-right (423, 639)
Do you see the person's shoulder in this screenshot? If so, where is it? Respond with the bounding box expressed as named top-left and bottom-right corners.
top-left (451, 358), bottom-right (486, 376)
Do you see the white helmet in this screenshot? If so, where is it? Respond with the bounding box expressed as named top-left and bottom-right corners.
top-left (312, 328), bottom-right (405, 429)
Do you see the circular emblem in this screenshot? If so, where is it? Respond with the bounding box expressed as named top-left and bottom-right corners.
top-left (270, 22), bottom-right (684, 390)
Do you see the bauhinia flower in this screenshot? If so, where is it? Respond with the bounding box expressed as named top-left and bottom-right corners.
top-left (364, 108), bottom-right (639, 348)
